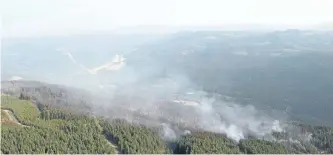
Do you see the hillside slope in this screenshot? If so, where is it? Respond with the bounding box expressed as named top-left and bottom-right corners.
top-left (1, 95), bottom-right (332, 154)
top-left (0, 95), bottom-right (170, 154)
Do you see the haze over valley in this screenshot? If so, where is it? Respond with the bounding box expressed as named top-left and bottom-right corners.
top-left (1, 0), bottom-right (333, 154)
top-left (3, 29), bottom-right (333, 126)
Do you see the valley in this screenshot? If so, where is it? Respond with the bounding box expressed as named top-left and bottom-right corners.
top-left (1, 30), bottom-right (333, 154)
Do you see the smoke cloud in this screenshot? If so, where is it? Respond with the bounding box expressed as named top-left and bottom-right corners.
top-left (80, 60), bottom-right (287, 142)
top-left (4, 52), bottom-right (291, 143)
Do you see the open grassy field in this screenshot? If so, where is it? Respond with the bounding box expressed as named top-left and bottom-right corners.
top-left (1, 95), bottom-right (40, 123)
top-left (1, 95), bottom-right (68, 128)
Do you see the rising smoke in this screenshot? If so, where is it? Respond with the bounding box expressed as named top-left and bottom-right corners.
top-left (4, 51), bottom-right (292, 143)
top-left (82, 61), bottom-right (287, 142)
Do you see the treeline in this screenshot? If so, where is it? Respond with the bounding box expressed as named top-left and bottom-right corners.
top-left (39, 107), bottom-right (86, 121)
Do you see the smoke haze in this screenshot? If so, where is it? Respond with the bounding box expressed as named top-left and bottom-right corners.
top-left (76, 60), bottom-right (287, 142)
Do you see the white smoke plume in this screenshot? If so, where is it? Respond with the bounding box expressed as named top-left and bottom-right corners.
top-left (86, 70), bottom-right (287, 142)
top-left (12, 50), bottom-right (289, 143)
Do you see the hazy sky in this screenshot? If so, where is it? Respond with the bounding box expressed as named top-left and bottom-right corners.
top-left (2, 0), bottom-right (333, 38)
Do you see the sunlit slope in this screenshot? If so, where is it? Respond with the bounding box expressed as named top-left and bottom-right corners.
top-left (0, 95), bottom-right (116, 154)
top-left (0, 95), bottom-right (170, 154)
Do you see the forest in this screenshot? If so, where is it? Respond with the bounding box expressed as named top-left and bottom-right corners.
top-left (1, 94), bottom-right (333, 154)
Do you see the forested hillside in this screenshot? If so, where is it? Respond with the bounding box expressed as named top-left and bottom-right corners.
top-left (1, 95), bottom-right (332, 154)
top-left (2, 0), bottom-right (333, 153)
top-left (0, 95), bottom-right (168, 154)
top-left (1, 95), bottom-right (116, 154)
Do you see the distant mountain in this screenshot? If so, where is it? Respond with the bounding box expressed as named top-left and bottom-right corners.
top-left (110, 24), bottom-right (318, 34)
top-left (312, 22), bottom-right (333, 30)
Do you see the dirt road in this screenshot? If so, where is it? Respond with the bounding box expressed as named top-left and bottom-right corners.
top-left (1, 109), bottom-right (28, 127)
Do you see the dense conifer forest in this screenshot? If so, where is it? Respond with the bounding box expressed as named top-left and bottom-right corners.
top-left (1, 95), bottom-right (332, 154)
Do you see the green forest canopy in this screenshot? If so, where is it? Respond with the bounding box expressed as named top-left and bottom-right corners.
top-left (1, 95), bottom-right (332, 154)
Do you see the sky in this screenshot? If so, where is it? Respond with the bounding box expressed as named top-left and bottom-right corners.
top-left (1, 0), bottom-right (333, 38)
